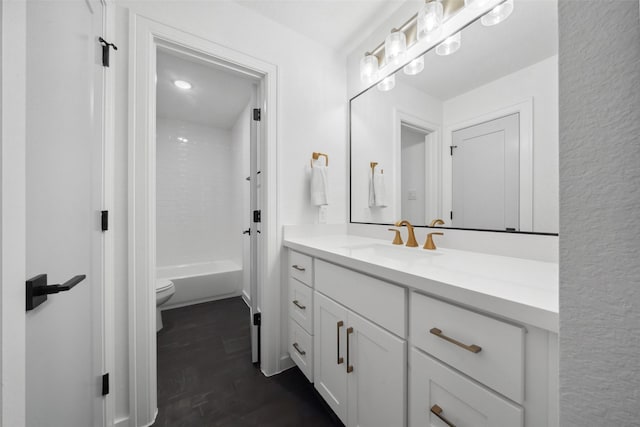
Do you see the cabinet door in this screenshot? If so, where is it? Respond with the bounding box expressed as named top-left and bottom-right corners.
top-left (409, 348), bottom-right (523, 427)
top-left (347, 311), bottom-right (406, 427)
top-left (314, 292), bottom-right (349, 423)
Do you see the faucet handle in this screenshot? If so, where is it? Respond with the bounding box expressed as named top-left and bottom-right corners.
top-left (424, 232), bottom-right (444, 250)
top-left (388, 228), bottom-right (404, 245)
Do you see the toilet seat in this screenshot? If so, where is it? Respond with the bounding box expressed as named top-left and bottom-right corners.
top-left (157, 279), bottom-right (174, 291)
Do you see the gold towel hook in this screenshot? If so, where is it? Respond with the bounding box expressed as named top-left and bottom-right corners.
top-left (370, 162), bottom-right (378, 174)
top-left (311, 152), bottom-right (329, 168)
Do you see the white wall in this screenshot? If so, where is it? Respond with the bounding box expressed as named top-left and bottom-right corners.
top-left (113, 2), bottom-right (347, 422)
top-left (559, 1), bottom-right (640, 425)
top-left (443, 55), bottom-right (559, 233)
top-left (351, 79), bottom-right (442, 223)
top-left (156, 118), bottom-right (242, 267)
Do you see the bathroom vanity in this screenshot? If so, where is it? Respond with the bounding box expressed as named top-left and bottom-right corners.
top-left (284, 233), bottom-right (558, 427)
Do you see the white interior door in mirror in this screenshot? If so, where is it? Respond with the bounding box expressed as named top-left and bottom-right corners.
top-left (451, 113), bottom-right (519, 231)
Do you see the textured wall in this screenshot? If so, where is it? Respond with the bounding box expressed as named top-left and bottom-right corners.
top-left (559, 1), bottom-right (640, 425)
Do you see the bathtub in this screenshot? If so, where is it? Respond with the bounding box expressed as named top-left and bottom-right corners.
top-left (157, 260), bottom-right (242, 309)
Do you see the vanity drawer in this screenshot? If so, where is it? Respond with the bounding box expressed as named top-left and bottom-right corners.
top-left (289, 318), bottom-right (313, 382)
top-left (410, 293), bottom-right (525, 403)
top-left (315, 259), bottom-right (406, 338)
top-left (289, 277), bottom-right (313, 333)
top-left (289, 250), bottom-right (313, 286)
top-left (409, 348), bottom-right (523, 427)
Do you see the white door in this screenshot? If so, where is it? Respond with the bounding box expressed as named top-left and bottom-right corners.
top-left (452, 113), bottom-right (519, 230)
top-left (25, 1), bottom-right (105, 426)
top-left (314, 292), bottom-right (349, 423)
top-left (249, 105), bottom-right (260, 364)
top-left (346, 311), bottom-right (406, 427)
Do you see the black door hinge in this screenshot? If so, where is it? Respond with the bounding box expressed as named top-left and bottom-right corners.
top-left (450, 145), bottom-right (458, 156)
top-left (253, 312), bottom-right (261, 326)
top-left (253, 108), bottom-right (261, 121)
top-left (253, 210), bottom-right (261, 223)
top-left (101, 210), bottom-right (109, 231)
top-left (450, 211), bottom-right (453, 220)
top-left (99, 37), bottom-right (118, 67)
top-left (101, 373), bottom-right (110, 396)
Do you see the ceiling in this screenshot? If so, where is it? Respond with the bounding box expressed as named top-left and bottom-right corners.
top-left (156, 48), bottom-right (257, 129)
top-left (235, 0), bottom-right (407, 52)
top-left (396, 0), bottom-right (558, 100)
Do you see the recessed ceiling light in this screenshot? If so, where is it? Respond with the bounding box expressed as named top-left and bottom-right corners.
top-left (174, 80), bottom-right (192, 90)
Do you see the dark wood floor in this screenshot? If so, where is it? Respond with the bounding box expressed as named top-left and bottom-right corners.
top-left (153, 297), bottom-right (344, 427)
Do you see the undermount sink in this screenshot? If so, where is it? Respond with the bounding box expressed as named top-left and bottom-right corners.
top-left (341, 243), bottom-right (442, 264)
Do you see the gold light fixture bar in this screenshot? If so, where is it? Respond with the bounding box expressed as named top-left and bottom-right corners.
top-left (370, 0), bottom-right (465, 66)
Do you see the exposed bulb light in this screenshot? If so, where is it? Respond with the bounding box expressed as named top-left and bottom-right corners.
top-left (377, 74), bottom-right (396, 92)
top-left (436, 31), bottom-right (461, 56)
top-left (173, 80), bottom-right (192, 90)
top-left (417, 0), bottom-right (444, 42)
top-left (403, 56), bottom-right (424, 76)
top-left (360, 52), bottom-right (379, 85)
top-left (481, 0), bottom-right (514, 26)
top-left (464, 0), bottom-right (494, 10)
top-left (177, 137), bottom-right (189, 143)
top-left (385, 29), bottom-right (407, 66)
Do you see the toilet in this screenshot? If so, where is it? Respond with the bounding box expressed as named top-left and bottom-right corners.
top-left (156, 279), bottom-right (176, 332)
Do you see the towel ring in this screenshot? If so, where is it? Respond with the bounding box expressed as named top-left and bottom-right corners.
top-left (311, 152), bottom-right (329, 167)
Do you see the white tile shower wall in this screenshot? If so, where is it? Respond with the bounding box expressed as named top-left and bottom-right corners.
top-left (156, 117), bottom-right (241, 267)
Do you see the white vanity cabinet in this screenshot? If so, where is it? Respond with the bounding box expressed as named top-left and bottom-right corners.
top-left (287, 251), bottom-right (315, 381)
top-left (314, 265), bottom-right (407, 427)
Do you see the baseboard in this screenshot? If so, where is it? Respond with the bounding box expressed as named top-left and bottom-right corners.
top-left (241, 290), bottom-right (251, 307)
top-left (161, 291), bottom-right (242, 311)
top-left (114, 416), bottom-right (130, 427)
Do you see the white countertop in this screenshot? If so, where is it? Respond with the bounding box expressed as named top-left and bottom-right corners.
top-left (283, 234), bottom-right (559, 333)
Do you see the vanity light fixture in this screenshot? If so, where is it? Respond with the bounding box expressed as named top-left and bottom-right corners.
top-left (436, 31), bottom-right (461, 56)
top-left (403, 56), bottom-right (425, 75)
top-left (417, 0), bottom-right (444, 42)
top-left (481, 0), bottom-right (514, 26)
top-left (173, 80), bottom-right (192, 90)
top-left (464, 0), bottom-right (494, 10)
top-left (360, 52), bottom-right (379, 85)
top-left (385, 29), bottom-right (407, 66)
top-left (177, 137), bottom-right (188, 143)
top-left (377, 74), bottom-right (396, 92)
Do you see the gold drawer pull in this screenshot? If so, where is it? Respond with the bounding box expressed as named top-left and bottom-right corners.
top-left (431, 405), bottom-right (456, 427)
top-left (292, 300), bottom-right (306, 310)
top-left (346, 327), bottom-right (354, 373)
top-left (292, 264), bottom-right (306, 272)
top-left (292, 342), bottom-right (306, 356)
top-left (430, 328), bottom-right (482, 353)
top-left (337, 321), bottom-right (344, 365)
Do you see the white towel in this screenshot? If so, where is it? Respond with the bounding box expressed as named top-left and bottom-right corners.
top-left (310, 160), bottom-right (328, 206)
top-left (368, 170), bottom-right (387, 208)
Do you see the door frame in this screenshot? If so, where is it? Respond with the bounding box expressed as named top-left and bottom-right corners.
top-left (128, 14), bottom-right (279, 427)
top-left (443, 98), bottom-right (534, 231)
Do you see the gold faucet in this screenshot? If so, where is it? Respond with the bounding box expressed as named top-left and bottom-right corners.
top-left (424, 232), bottom-right (444, 250)
top-left (395, 220), bottom-right (418, 247)
top-left (430, 218), bottom-right (445, 227)
top-left (388, 228), bottom-right (404, 245)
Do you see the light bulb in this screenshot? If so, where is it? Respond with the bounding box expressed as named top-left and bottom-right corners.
top-left (173, 80), bottom-right (192, 90)
top-left (360, 53), bottom-right (379, 85)
top-left (377, 75), bottom-right (396, 92)
top-left (464, 0), bottom-right (494, 10)
top-left (417, 1), bottom-right (444, 42)
top-left (481, 0), bottom-right (514, 26)
top-left (436, 32), bottom-right (461, 56)
top-left (403, 56), bottom-right (424, 76)
top-left (385, 30), bottom-right (407, 66)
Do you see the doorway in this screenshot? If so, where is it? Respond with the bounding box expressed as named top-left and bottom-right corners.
top-left (129, 15), bottom-right (279, 427)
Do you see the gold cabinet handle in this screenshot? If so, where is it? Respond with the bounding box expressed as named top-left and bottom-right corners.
top-left (292, 342), bottom-right (306, 356)
top-left (292, 300), bottom-right (306, 310)
top-left (292, 264), bottom-right (306, 272)
top-left (346, 327), bottom-right (354, 373)
top-left (430, 405), bottom-right (456, 427)
top-left (430, 328), bottom-right (482, 353)
top-left (337, 321), bottom-right (344, 364)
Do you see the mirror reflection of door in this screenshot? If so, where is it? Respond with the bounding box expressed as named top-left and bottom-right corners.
top-left (451, 113), bottom-right (520, 231)
top-left (401, 124), bottom-right (429, 224)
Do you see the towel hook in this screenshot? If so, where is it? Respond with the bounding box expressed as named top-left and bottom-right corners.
top-left (311, 152), bottom-right (329, 168)
top-left (370, 162), bottom-right (378, 174)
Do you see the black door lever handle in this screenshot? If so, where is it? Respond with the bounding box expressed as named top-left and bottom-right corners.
top-left (33, 275), bottom-right (86, 296)
top-left (26, 274), bottom-right (86, 311)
